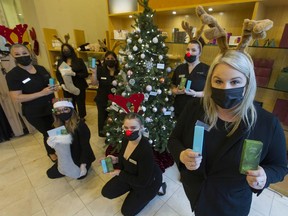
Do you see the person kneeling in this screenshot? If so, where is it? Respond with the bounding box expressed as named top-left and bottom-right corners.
top-left (46, 98), bottom-right (95, 179)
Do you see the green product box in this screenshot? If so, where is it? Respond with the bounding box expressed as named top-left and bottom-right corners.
top-left (179, 77), bottom-right (187, 90)
top-left (105, 157), bottom-right (114, 172)
top-left (239, 139), bottom-right (263, 174)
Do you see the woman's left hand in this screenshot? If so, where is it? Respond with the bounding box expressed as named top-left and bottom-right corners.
top-left (246, 166), bottom-right (267, 189)
top-left (109, 169), bottom-right (120, 176)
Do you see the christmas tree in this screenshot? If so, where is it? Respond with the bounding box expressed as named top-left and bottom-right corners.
top-left (104, 0), bottom-right (175, 162)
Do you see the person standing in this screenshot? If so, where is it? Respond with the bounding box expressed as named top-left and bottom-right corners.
top-left (101, 113), bottom-right (163, 216)
top-left (46, 99), bottom-right (95, 179)
top-left (168, 49), bottom-right (288, 215)
top-left (6, 43), bottom-right (58, 162)
top-left (171, 40), bottom-right (209, 118)
top-left (90, 51), bottom-right (120, 137)
top-left (56, 43), bottom-right (88, 120)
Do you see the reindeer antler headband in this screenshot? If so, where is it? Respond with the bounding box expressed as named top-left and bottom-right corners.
top-left (54, 33), bottom-right (70, 45)
top-left (108, 93), bottom-right (144, 114)
top-left (194, 6), bottom-right (273, 53)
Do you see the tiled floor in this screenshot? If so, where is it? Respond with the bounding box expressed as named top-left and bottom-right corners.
top-left (0, 105), bottom-right (287, 216)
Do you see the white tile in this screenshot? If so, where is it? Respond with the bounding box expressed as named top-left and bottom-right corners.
top-left (0, 141), bottom-right (17, 162)
top-left (32, 210), bottom-right (47, 216)
top-left (36, 178), bottom-right (73, 207)
top-left (155, 203), bottom-right (180, 216)
top-left (251, 189), bottom-right (274, 216)
top-left (270, 193), bottom-right (288, 216)
top-left (87, 196), bottom-right (122, 216)
top-left (158, 175), bottom-right (181, 202)
top-left (44, 191), bottom-right (85, 216)
top-left (137, 196), bottom-right (164, 216)
top-left (248, 208), bottom-right (265, 216)
top-left (73, 208), bottom-right (93, 216)
top-left (163, 163), bottom-right (181, 185)
top-left (166, 186), bottom-right (194, 216)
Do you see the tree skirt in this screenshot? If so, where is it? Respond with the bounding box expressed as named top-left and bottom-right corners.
top-left (105, 145), bottom-right (174, 173)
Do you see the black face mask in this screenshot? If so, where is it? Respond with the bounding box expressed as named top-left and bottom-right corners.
top-left (125, 130), bottom-right (140, 141)
top-left (211, 87), bottom-right (245, 109)
top-left (15, 56), bottom-right (32, 66)
top-left (56, 111), bottom-right (73, 122)
top-left (184, 54), bottom-right (197, 63)
top-left (105, 60), bottom-right (116, 68)
top-left (63, 51), bottom-right (72, 57)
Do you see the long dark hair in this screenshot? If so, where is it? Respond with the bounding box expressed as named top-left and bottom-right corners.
top-left (104, 50), bottom-right (120, 71)
top-left (61, 43), bottom-right (77, 61)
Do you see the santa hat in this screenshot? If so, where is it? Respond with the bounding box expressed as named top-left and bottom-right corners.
top-left (53, 98), bottom-right (74, 109)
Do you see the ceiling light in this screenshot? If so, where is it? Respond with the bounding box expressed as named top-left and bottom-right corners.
top-left (172, 11), bottom-right (177, 15)
top-left (129, 15), bottom-right (133, 18)
top-left (219, 12), bottom-right (224, 15)
top-left (208, 8), bottom-right (213, 12)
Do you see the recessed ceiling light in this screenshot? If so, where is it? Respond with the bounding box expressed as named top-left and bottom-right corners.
top-left (219, 12), bottom-right (224, 15)
top-left (185, 15), bottom-right (189, 18)
top-left (208, 8), bottom-right (213, 12)
top-left (18, 13), bottom-right (22, 16)
top-left (172, 11), bottom-right (177, 15)
top-left (129, 15), bottom-right (133, 18)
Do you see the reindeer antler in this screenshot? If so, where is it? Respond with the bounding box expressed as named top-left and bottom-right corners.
top-left (0, 24), bottom-right (28, 44)
top-left (111, 40), bottom-right (123, 52)
top-left (181, 21), bottom-right (194, 42)
top-left (53, 35), bottom-right (64, 44)
top-left (64, 33), bottom-right (70, 44)
top-left (108, 93), bottom-right (144, 113)
top-left (236, 19), bottom-right (273, 51)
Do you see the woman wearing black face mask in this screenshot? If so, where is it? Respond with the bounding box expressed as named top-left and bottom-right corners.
top-left (6, 43), bottom-right (59, 162)
top-left (56, 43), bottom-right (88, 121)
top-left (102, 113), bottom-right (164, 216)
top-left (171, 40), bottom-right (209, 118)
top-left (46, 99), bottom-right (95, 179)
top-left (90, 51), bottom-right (120, 137)
top-left (168, 50), bottom-right (288, 216)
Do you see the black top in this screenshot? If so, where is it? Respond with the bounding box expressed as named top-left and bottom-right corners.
top-left (94, 65), bottom-right (119, 105)
top-left (5, 65), bottom-right (54, 117)
top-left (56, 58), bottom-right (89, 89)
top-left (168, 99), bottom-right (288, 215)
top-left (117, 137), bottom-right (162, 188)
top-left (172, 62), bottom-right (209, 117)
top-left (70, 120), bottom-right (96, 166)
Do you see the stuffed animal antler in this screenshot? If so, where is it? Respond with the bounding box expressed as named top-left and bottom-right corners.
top-left (236, 19), bottom-right (273, 51)
top-left (195, 6), bottom-right (273, 53)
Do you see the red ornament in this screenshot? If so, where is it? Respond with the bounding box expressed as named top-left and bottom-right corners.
top-left (159, 77), bottom-right (165, 83)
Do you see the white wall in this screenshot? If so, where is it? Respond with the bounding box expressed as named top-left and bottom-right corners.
top-left (20, 0), bottom-right (108, 68)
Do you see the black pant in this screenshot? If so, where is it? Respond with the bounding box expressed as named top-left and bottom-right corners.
top-left (63, 88), bottom-right (87, 118)
top-left (25, 114), bottom-right (55, 155)
top-left (102, 176), bottom-right (162, 216)
top-left (96, 103), bottom-right (108, 136)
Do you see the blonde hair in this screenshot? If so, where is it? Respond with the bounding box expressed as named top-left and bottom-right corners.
top-left (53, 110), bottom-right (79, 134)
top-left (203, 50), bottom-right (257, 135)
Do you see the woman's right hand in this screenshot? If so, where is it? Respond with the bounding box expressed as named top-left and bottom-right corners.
top-left (41, 86), bottom-right (55, 96)
top-left (107, 155), bottom-right (119, 164)
top-left (180, 149), bottom-right (202, 170)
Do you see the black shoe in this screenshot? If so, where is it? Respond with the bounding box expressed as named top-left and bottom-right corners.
top-left (157, 182), bottom-right (167, 196)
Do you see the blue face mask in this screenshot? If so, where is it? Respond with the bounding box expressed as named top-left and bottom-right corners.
top-left (211, 87), bottom-right (245, 109)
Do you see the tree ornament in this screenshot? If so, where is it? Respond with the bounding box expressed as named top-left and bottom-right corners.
top-left (162, 43), bottom-right (166, 47)
top-left (159, 77), bottom-right (165, 83)
top-left (170, 106), bottom-right (175, 111)
top-left (165, 97), bottom-right (169, 102)
top-left (127, 70), bottom-right (133, 76)
top-left (129, 79), bottom-right (135, 85)
top-left (112, 80), bottom-right (118, 86)
top-left (127, 38), bottom-right (132, 44)
top-left (149, 139), bottom-right (153, 144)
top-left (157, 89), bottom-right (162, 94)
top-left (121, 92), bottom-right (126, 97)
top-left (133, 45), bottom-right (138, 51)
top-left (111, 88), bottom-right (117, 93)
top-left (152, 107), bottom-right (157, 112)
top-left (106, 132), bottom-right (110, 137)
top-left (145, 44), bottom-right (149, 48)
top-left (128, 55), bottom-right (134, 60)
top-left (146, 85), bottom-right (152, 92)
top-left (144, 93), bottom-right (149, 101)
top-left (158, 55), bottom-right (163, 60)
top-left (161, 126), bottom-right (166, 130)
top-left (166, 67), bottom-right (172, 73)
top-left (138, 38), bottom-right (143, 43)
top-left (142, 106), bottom-right (146, 112)
top-left (145, 117), bottom-right (152, 123)
top-left (168, 90), bottom-right (172, 95)
top-left (125, 63), bottom-right (129, 68)
top-left (152, 37), bottom-right (158, 43)
top-left (162, 107), bottom-right (167, 113)
top-left (140, 53), bottom-right (145, 59)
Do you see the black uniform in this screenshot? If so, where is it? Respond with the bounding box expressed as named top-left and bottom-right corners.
top-left (5, 65), bottom-right (55, 155)
top-left (172, 62), bottom-right (209, 117)
top-left (56, 58), bottom-right (88, 118)
top-left (94, 65), bottom-right (119, 136)
top-left (102, 137), bottom-right (162, 216)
